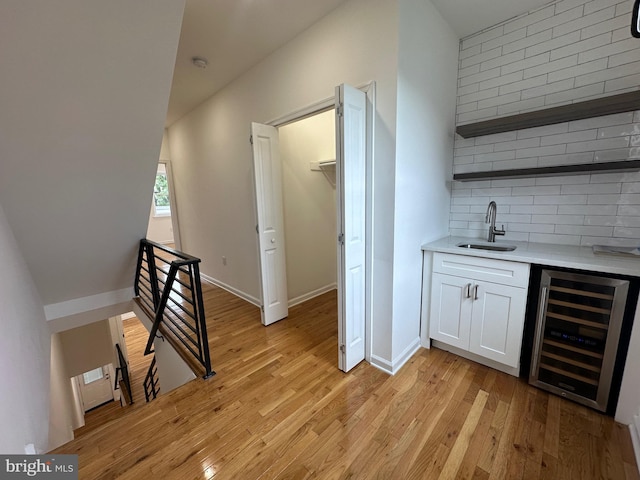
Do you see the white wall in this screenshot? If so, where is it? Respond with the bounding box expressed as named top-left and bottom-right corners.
top-left (48, 333), bottom-right (77, 450)
top-left (168, 0), bottom-right (399, 365)
top-left (0, 1), bottom-right (184, 322)
top-left (59, 320), bottom-right (115, 378)
top-left (279, 110), bottom-right (337, 303)
top-left (0, 203), bottom-right (51, 454)
top-left (389, 0), bottom-right (459, 370)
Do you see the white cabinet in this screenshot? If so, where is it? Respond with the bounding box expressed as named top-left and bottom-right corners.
top-left (429, 252), bottom-right (529, 369)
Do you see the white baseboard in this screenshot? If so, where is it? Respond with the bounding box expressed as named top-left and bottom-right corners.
top-left (391, 338), bottom-right (422, 374)
top-left (369, 354), bottom-right (393, 375)
top-left (288, 283), bottom-right (337, 307)
top-left (200, 274), bottom-right (261, 307)
top-left (631, 415), bottom-right (640, 476)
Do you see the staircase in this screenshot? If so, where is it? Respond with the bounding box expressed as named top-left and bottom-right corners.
top-left (134, 239), bottom-right (215, 380)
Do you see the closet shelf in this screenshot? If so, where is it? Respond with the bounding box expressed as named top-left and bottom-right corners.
top-left (453, 159), bottom-right (640, 182)
top-left (456, 90), bottom-right (640, 139)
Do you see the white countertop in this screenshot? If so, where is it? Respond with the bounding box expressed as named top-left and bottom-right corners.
top-left (422, 236), bottom-right (640, 278)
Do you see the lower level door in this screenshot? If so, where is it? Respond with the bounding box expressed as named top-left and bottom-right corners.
top-left (78, 365), bottom-right (114, 411)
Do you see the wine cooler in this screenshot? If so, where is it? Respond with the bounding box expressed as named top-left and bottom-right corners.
top-left (529, 269), bottom-right (629, 412)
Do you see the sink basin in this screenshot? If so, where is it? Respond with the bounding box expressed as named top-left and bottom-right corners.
top-left (457, 242), bottom-right (517, 252)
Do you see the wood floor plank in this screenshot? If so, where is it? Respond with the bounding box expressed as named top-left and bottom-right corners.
top-left (50, 283), bottom-right (639, 479)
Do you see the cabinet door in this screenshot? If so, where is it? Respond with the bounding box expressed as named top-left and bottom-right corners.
top-left (469, 282), bottom-right (527, 368)
top-left (429, 273), bottom-right (473, 350)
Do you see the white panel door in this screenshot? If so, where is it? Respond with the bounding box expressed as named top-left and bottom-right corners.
top-left (251, 122), bottom-right (288, 326)
top-left (336, 84), bottom-right (367, 372)
top-left (469, 282), bottom-right (527, 368)
top-left (429, 273), bottom-right (472, 350)
top-left (78, 365), bottom-right (114, 412)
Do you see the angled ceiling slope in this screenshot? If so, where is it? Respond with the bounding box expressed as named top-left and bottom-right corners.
top-left (0, 0), bottom-right (185, 323)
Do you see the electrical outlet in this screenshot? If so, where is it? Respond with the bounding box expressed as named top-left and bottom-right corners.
top-left (222, 256), bottom-right (227, 266)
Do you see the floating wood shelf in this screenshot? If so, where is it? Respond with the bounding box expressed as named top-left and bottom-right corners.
top-left (453, 159), bottom-right (640, 182)
top-left (456, 90), bottom-right (640, 138)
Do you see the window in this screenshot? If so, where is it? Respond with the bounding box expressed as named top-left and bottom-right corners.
top-left (82, 367), bottom-right (104, 385)
top-left (153, 166), bottom-right (171, 217)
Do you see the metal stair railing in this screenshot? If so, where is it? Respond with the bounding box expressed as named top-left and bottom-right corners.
top-left (134, 239), bottom-right (214, 379)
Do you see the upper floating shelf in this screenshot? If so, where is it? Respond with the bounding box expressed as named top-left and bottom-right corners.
top-left (456, 90), bottom-right (640, 138)
top-left (453, 160), bottom-right (640, 182)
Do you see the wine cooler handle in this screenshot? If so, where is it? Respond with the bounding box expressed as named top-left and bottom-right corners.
top-left (531, 286), bottom-right (549, 378)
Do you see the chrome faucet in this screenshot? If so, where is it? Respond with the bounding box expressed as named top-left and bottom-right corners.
top-left (485, 201), bottom-right (505, 242)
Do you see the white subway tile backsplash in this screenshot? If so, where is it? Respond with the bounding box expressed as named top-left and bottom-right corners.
top-left (460, 47), bottom-right (503, 69)
top-left (546, 82), bottom-right (605, 106)
top-left (529, 232), bottom-right (582, 244)
top-left (553, 6), bottom-right (615, 38)
top-left (535, 174), bottom-right (591, 185)
top-left (475, 151), bottom-right (516, 163)
top-left (501, 52), bottom-right (551, 75)
top-left (597, 123), bottom-right (640, 138)
top-left (593, 148), bottom-right (633, 161)
top-left (558, 204), bottom-right (618, 214)
top-left (547, 58), bottom-right (608, 83)
top-left (540, 129), bottom-right (598, 146)
top-left (454, 2), bottom-right (640, 247)
top-left (509, 223), bottom-right (556, 233)
top-left (524, 55), bottom-right (578, 79)
top-left (533, 214), bottom-right (585, 224)
top-left (481, 50), bottom-right (526, 72)
top-left (511, 205), bottom-right (559, 214)
top-left (550, 32), bottom-right (612, 61)
top-left (528, 6), bottom-right (584, 36)
top-left (566, 136), bottom-right (630, 153)
top-left (569, 112), bottom-right (634, 130)
top-left (538, 152), bottom-right (595, 167)
top-left (578, 37), bottom-right (637, 63)
top-left (604, 73), bottom-right (640, 93)
top-left (534, 194), bottom-right (588, 204)
top-left (525, 31), bottom-right (582, 58)
top-left (522, 78), bottom-right (575, 99)
top-left (459, 87), bottom-right (500, 105)
top-left (560, 182), bottom-right (622, 194)
top-left (458, 64), bottom-right (481, 78)
top-left (504, 29), bottom-right (554, 55)
top-left (556, 0), bottom-right (590, 14)
top-left (584, 0), bottom-right (624, 15)
top-left (555, 224), bottom-right (614, 236)
top-left (506, 5), bottom-right (556, 34)
top-left (580, 12), bottom-right (630, 39)
top-left (499, 75), bottom-right (548, 95)
top-left (498, 97), bottom-right (547, 115)
top-left (477, 92), bottom-right (523, 109)
top-left (482, 28), bottom-right (527, 52)
top-left (462, 25), bottom-right (504, 50)
top-left (459, 67), bottom-right (501, 87)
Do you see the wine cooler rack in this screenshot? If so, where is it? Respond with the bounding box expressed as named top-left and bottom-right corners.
top-left (529, 269), bottom-right (629, 412)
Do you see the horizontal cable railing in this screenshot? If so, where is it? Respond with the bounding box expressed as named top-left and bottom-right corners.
top-left (143, 356), bottom-right (160, 402)
top-left (134, 239), bottom-right (214, 379)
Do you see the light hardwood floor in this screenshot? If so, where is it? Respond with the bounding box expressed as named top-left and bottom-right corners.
top-left (72, 317), bottom-right (154, 438)
top-left (53, 282), bottom-right (639, 479)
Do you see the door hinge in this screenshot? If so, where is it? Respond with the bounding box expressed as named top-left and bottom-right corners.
top-left (256, 224), bottom-right (259, 234)
top-left (337, 104), bottom-right (344, 117)
top-left (249, 135), bottom-right (253, 145)
top-left (338, 233), bottom-right (345, 245)
top-left (261, 305), bottom-right (264, 312)
top-left (340, 344), bottom-right (346, 353)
